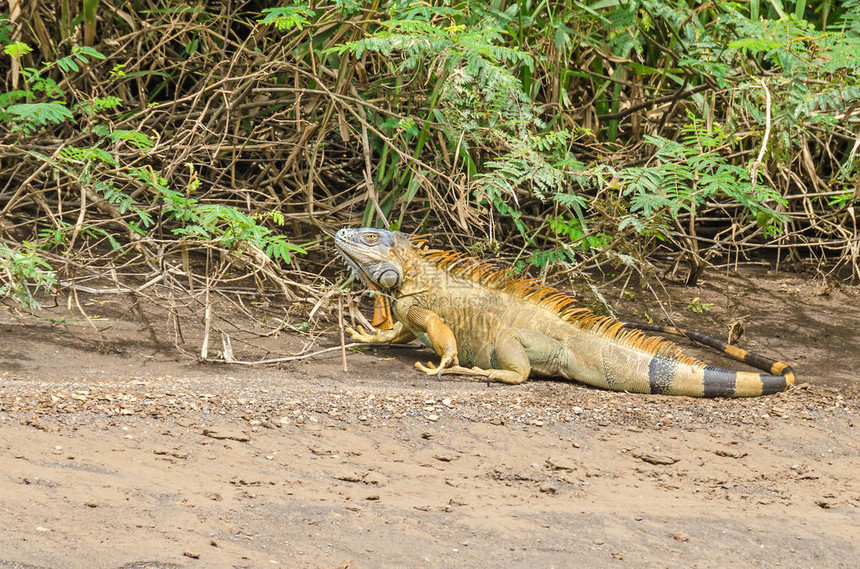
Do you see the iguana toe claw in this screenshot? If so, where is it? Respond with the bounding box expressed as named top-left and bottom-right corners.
top-left (415, 357), bottom-right (459, 379)
top-left (345, 325), bottom-right (366, 341)
top-left (346, 325), bottom-right (385, 343)
top-left (414, 361), bottom-right (442, 375)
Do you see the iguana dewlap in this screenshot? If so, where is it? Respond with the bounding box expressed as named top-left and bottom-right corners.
top-left (335, 227), bottom-right (795, 398)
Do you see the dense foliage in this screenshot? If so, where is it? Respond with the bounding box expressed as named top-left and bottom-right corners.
top-left (1, 0), bottom-right (858, 318)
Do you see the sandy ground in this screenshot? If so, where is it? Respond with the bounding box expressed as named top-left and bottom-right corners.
top-left (0, 269), bottom-right (858, 568)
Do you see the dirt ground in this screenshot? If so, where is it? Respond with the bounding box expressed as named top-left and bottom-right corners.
top-left (0, 268), bottom-right (857, 569)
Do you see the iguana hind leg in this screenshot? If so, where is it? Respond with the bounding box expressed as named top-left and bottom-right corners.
top-left (434, 328), bottom-right (539, 385)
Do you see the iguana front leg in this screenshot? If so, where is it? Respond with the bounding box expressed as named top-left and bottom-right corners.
top-left (348, 307), bottom-right (458, 377)
top-left (399, 305), bottom-right (459, 376)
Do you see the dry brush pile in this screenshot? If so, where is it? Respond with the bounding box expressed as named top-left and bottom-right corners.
top-left (0, 1), bottom-right (858, 357)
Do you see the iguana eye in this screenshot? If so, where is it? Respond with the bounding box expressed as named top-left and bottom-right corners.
top-left (363, 233), bottom-right (380, 244)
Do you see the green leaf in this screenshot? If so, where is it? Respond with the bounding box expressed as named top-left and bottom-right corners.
top-left (75, 46), bottom-right (105, 59)
top-left (107, 129), bottom-right (154, 151)
top-left (727, 37), bottom-right (782, 54)
top-left (7, 102), bottom-right (74, 129)
top-left (4, 42), bottom-right (32, 57)
top-left (58, 146), bottom-right (118, 166)
top-left (259, 6), bottom-right (314, 31)
top-left (56, 56), bottom-right (80, 73)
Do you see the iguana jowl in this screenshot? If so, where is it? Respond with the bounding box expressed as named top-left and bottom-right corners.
top-left (335, 227), bottom-right (795, 398)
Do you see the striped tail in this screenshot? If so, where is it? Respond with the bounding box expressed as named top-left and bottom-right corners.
top-left (625, 322), bottom-right (796, 397)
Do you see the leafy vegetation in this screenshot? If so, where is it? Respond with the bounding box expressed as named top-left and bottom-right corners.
top-left (0, 0), bottom-right (858, 329)
top-left (0, 242), bottom-right (56, 311)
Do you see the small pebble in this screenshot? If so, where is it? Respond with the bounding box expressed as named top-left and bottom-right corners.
top-left (547, 456), bottom-right (577, 471)
top-left (363, 471), bottom-right (388, 486)
top-left (202, 427), bottom-right (250, 442)
top-left (334, 470), bottom-right (362, 483)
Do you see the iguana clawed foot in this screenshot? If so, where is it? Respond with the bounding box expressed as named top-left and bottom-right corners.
top-left (345, 325), bottom-right (377, 343)
top-left (412, 362), bottom-right (521, 384)
top-left (346, 325), bottom-right (399, 344)
top-left (414, 354), bottom-right (458, 378)
top-left (414, 363), bottom-right (527, 385)
top-left (346, 321), bottom-right (417, 345)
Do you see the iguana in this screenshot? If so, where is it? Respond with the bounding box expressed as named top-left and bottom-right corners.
top-left (334, 227), bottom-right (795, 398)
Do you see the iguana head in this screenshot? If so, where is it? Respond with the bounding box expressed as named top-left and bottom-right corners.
top-left (334, 227), bottom-right (411, 291)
